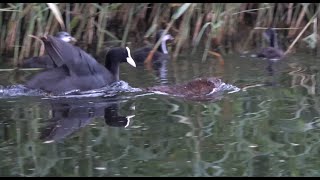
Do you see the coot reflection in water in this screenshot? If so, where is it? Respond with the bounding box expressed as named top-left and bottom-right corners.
top-left (40, 96), bottom-right (135, 143)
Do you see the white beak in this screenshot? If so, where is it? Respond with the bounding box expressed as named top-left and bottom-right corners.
top-left (126, 47), bottom-right (136, 67)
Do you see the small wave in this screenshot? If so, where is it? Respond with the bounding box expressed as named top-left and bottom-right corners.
top-left (217, 83), bottom-right (241, 94)
top-left (48, 81), bottom-right (142, 99)
top-left (0, 84), bottom-right (47, 98)
top-left (0, 81), bottom-right (142, 99)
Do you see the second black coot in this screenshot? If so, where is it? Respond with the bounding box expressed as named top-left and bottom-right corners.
top-left (20, 31), bottom-right (77, 68)
top-left (132, 29), bottom-right (174, 65)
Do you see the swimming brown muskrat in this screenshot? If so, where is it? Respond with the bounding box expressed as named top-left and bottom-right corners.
top-left (144, 77), bottom-right (238, 101)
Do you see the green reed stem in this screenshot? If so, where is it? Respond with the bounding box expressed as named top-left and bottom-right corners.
top-left (96, 3), bottom-right (108, 54)
top-left (121, 4), bottom-right (134, 47)
top-left (13, 3), bottom-right (23, 66)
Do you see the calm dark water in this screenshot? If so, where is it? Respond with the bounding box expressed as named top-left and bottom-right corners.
top-left (0, 50), bottom-right (320, 177)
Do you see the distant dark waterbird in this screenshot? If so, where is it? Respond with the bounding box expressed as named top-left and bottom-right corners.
top-left (257, 28), bottom-right (284, 60)
top-left (132, 29), bottom-right (174, 65)
top-left (131, 30), bottom-right (174, 83)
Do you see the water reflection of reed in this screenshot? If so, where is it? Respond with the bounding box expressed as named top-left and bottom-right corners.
top-left (288, 63), bottom-right (316, 95)
top-left (2, 54), bottom-right (320, 176)
top-left (2, 86), bottom-right (320, 176)
top-left (161, 97), bottom-right (234, 176)
top-left (161, 84), bottom-right (320, 177)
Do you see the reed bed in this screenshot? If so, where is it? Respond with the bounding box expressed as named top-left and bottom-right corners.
top-left (0, 3), bottom-right (319, 67)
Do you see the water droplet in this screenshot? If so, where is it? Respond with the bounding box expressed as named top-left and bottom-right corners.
top-left (43, 140), bottom-right (54, 144)
top-left (290, 143), bottom-right (299, 146)
top-left (131, 125), bottom-right (141, 129)
top-left (95, 167), bottom-right (106, 170)
top-left (185, 132), bottom-right (192, 137)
